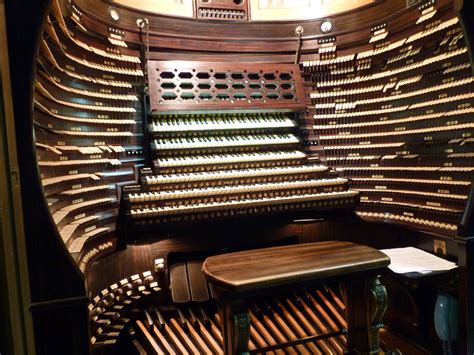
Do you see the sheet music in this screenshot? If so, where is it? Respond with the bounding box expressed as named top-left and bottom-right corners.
top-left (380, 247), bottom-right (458, 275)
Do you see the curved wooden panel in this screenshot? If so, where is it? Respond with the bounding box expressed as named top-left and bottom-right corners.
top-left (33, 0), bottom-right (145, 272)
top-left (303, 7), bottom-right (474, 236)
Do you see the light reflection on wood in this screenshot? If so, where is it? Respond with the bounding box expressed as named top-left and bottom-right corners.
top-left (111, 0), bottom-right (376, 21)
top-left (110, 0), bottom-right (194, 18)
top-left (251, 0), bottom-right (376, 21)
top-left (258, 0), bottom-right (310, 9)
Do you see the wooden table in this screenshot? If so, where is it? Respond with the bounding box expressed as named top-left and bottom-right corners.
top-left (203, 241), bottom-right (390, 354)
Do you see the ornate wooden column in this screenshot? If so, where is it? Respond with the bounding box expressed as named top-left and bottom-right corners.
top-left (219, 299), bottom-right (251, 355)
top-left (345, 276), bottom-right (387, 355)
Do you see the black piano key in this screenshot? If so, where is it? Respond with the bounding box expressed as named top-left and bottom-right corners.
top-left (302, 289), bottom-right (312, 303)
top-left (261, 299), bottom-right (274, 318)
top-left (198, 307), bottom-right (211, 330)
top-left (128, 325), bottom-right (136, 338)
top-left (143, 309), bottom-right (154, 330)
top-left (270, 297), bottom-right (284, 316)
top-left (176, 308), bottom-right (189, 333)
top-left (292, 291), bottom-right (303, 309)
top-left (153, 308), bottom-right (166, 331)
top-left (252, 303), bottom-right (264, 320)
top-left (188, 308), bottom-right (200, 331)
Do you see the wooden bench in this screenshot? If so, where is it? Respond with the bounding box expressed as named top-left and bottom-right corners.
top-left (203, 241), bottom-right (390, 354)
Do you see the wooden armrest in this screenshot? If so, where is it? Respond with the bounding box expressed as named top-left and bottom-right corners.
top-left (203, 241), bottom-right (390, 293)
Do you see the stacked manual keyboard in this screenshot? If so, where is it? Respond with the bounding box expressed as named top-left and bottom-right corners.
top-left (124, 110), bottom-right (359, 228)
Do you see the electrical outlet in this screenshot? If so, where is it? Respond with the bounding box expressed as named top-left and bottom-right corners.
top-left (434, 239), bottom-right (447, 256)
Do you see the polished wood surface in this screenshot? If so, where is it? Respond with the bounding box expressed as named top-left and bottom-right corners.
top-left (204, 241), bottom-right (390, 354)
top-left (70, 0), bottom-right (452, 57)
top-left (147, 61), bottom-right (306, 112)
top-left (4, 0), bottom-right (474, 353)
top-left (203, 241), bottom-right (390, 292)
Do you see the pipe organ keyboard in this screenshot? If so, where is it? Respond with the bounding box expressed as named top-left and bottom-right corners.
top-left (149, 113), bottom-right (297, 132)
top-left (154, 151), bottom-right (308, 172)
top-left (123, 62), bottom-right (359, 230)
top-left (152, 133), bottom-right (301, 151)
top-left (12, 0), bottom-right (472, 353)
top-left (126, 111), bottom-right (358, 228)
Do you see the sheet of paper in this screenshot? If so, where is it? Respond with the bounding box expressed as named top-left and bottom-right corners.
top-left (380, 247), bottom-right (458, 275)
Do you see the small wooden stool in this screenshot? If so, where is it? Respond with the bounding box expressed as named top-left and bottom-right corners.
top-left (203, 241), bottom-right (390, 354)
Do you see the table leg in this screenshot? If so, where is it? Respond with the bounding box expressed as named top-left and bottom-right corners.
top-left (369, 277), bottom-right (388, 354)
top-left (346, 276), bottom-right (387, 355)
top-left (219, 300), bottom-right (250, 355)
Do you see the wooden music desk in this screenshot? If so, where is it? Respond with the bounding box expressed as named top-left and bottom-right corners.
top-left (203, 241), bottom-right (390, 354)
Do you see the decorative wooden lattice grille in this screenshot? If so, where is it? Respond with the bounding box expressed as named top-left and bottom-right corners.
top-left (148, 61), bottom-right (306, 111)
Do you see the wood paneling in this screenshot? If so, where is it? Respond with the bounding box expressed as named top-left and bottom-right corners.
top-left (72, 0), bottom-right (451, 54)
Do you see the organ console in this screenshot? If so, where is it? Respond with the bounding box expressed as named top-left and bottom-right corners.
top-left (1, 0), bottom-right (473, 354)
top-left (122, 61), bottom-right (358, 234)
